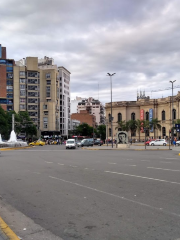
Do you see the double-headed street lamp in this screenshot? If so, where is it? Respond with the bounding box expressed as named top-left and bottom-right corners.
top-left (170, 80), bottom-right (176, 143)
top-left (107, 73), bottom-right (116, 148)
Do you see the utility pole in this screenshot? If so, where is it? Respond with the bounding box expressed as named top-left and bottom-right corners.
top-left (170, 80), bottom-right (176, 143)
top-left (12, 114), bottom-right (14, 131)
top-left (107, 73), bottom-right (116, 148)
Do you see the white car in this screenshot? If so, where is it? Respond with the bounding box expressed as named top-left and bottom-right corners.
top-left (176, 140), bottom-right (180, 146)
top-left (150, 139), bottom-right (167, 146)
top-left (66, 139), bottom-right (76, 149)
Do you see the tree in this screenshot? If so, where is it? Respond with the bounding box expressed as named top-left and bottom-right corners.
top-left (0, 106), bottom-right (9, 139)
top-left (149, 118), bottom-right (161, 139)
top-left (74, 123), bottom-right (93, 137)
top-left (135, 119), bottom-right (144, 142)
top-left (96, 124), bottom-right (106, 140)
top-left (127, 120), bottom-right (137, 138)
top-left (115, 121), bottom-right (129, 132)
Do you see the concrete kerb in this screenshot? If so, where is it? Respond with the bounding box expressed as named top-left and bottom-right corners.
top-left (81, 147), bottom-right (171, 151)
top-left (0, 146), bottom-right (33, 151)
top-left (0, 216), bottom-right (20, 240)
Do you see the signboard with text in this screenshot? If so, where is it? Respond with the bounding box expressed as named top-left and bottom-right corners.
top-left (140, 109), bottom-right (144, 132)
top-left (149, 108), bottom-right (153, 132)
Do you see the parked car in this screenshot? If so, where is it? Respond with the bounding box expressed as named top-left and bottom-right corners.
top-left (76, 140), bottom-right (83, 147)
top-left (94, 140), bottom-right (103, 146)
top-left (176, 140), bottom-right (180, 146)
top-left (29, 140), bottom-right (45, 146)
top-left (66, 139), bottom-right (76, 149)
top-left (81, 139), bottom-right (93, 147)
top-left (145, 139), bottom-right (154, 146)
top-left (150, 139), bottom-right (167, 146)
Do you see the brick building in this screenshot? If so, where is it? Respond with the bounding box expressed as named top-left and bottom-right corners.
top-left (0, 44), bottom-right (15, 111)
top-left (71, 110), bottom-right (96, 127)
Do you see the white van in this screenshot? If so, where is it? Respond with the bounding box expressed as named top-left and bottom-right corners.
top-left (66, 139), bottom-right (76, 149)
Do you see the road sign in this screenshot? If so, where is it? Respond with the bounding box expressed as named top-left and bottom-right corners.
top-left (175, 124), bottom-right (180, 128)
top-left (176, 129), bottom-right (180, 132)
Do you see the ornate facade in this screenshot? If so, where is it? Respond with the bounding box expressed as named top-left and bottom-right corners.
top-left (105, 92), bottom-right (180, 140)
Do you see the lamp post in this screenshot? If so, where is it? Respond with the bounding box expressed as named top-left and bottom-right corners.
top-left (107, 73), bottom-right (116, 148)
top-left (170, 80), bottom-right (176, 143)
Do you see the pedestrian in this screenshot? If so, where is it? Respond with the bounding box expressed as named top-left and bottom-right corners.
top-left (130, 139), bottom-right (132, 145)
top-left (173, 139), bottom-right (176, 147)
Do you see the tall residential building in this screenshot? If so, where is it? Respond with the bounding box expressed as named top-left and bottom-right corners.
top-left (58, 67), bottom-right (71, 137)
top-left (0, 44), bottom-right (15, 111)
top-left (77, 97), bottom-right (105, 125)
top-left (14, 56), bottom-right (71, 138)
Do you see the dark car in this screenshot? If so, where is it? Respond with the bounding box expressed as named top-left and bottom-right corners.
top-left (81, 139), bottom-right (93, 147)
top-left (94, 140), bottom-right (103, 146)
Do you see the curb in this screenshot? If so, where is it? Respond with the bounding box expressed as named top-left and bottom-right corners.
top-left (82, 148), bottom-right (171, 151)
top-left (0, 146), bottom-right (32, 151)
top-left (0, 216), bottom-right (20, 240)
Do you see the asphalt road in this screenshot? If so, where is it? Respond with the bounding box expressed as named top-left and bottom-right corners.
top-left (0, 146), bottom-right (180, 240)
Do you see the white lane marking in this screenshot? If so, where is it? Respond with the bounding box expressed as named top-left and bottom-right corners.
top-left (147, 167), bottom-right (180, 172)
top-left (127, 165), bottom-right (136, 167)
top-left (108, 162), bottom-right (117, 164)
top-left (141, 160), bottom-right (150, 162)
top-left (165, 158), bottom-right (177, 160)
top-left (49, 175), bottom-right (180, 218)
top-left (33, 172), bottom-right (41, 174)
top-left (45, 161), bottom-right (53, 163)
top-left (58, 163), bottom-right (64, 166)
top-left (126, 159), bottom-right (133, 161)
top-left (105, 171), bottom-right (180, 185)
top-left (69, 165), bottom-right (77, 168)
top-left (160, 161), bottom-right (172, 164)
top-left (84, 168), bottom-right (89, 170)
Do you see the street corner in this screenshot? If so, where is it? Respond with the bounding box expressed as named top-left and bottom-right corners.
top-left (0, 216), bottom-right (20, 240)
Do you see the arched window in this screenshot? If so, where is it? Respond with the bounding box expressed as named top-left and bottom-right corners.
top-left (173, 109), bottom-right (176, 120)
top-left (146, 112), bottom-right (149, 121)
top-left (108, 113), bottom-right (111, 122)
top-left (162, 127), bottom-right (166, 137)
top-left (131, 112), bottom-right (135, 120)
top-left (109, 128), bottom-right (111, 137)
top-left (118, 128), bottom-right (121, 131)
top-left (118, 113), bottom-right (122, 122)
top-left (162, 110), bottom-right (165, 120)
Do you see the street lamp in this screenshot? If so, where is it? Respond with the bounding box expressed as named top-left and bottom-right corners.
top-left (107, 73), bottom-right (116, 148)
top-left (170, 80), bottom-right (176, 143)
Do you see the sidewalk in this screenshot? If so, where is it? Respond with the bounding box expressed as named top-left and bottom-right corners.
top-left (0, 231), bottom-right (8, 240)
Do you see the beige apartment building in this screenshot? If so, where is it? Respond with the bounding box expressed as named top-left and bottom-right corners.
top-left (13, 57), bottom-right (70, 138)
top-left (105, 92), bottom-right (180, 140)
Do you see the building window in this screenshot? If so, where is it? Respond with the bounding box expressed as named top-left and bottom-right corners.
top-left (108, 113), bottom-right (111, 122)
top-left (20, 104), bottom-right (26, 110)
top-left (28, 85), bottom-right (38, 91)
top-left (28, 92), bottom-right (38, 97)
top-left (173, 109), bottom-right (176, 120)
top-left (46, 86), bottom-right (51, 98)
top-left (46, 80), bottom-right (51, 85)
top-left (162, 127), bottom-right (166, 137)
top-left (162, 110), bottom-right (165, 120)
top-left (28, 105), bottom-right (38, 110)
top-left (28, 98), bottom-right (38, 103)
top-left (46, 73), bottom-right (51, 78)
top-left (28, 72), bottom-right (38, 78)
top-left (20, 98), bottom-right (26, 103)
top-left (20, 71), bottom-right (25, 76)
top-left (20, 78), bottom-right (26, 83)
top-left (20, 90), bottom-right (26, 96)
top-left (44, 111), bottom-right (48, 115)
top-left (20, 85), bottom-right (26, 90)
top-left (146, 112), bottom-right (149, 121)
top-left (118, 113), bottom-right (122, 122)
top-left (109, 128), bottom-right (111, 137)
top-left (131, 112), bottom-right (135, 120)
top-left (28, 79), bottom-right (38, 84)
top-left (43, 104), bottom-right (47, 109)
top-left (43, 117), bottom-right (48, 128)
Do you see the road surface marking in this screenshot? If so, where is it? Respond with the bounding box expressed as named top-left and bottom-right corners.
top-left (70, 165), bottom-right (77, 168)
top-left (84, 168), bottom-right (89, 170)
top-left (33, 172), bottom-right (41, 174)
top-left (165, 158), bottom-right (177, 160)
top-left (49, 175), bottom-right (180, 218)
top-left (127, 165), bottom-right (136, 167)
top-left (147, 167), bottom-right (180, 172)
top-left (105, 171), bottom-right (180, 185)
top-left (126, 159), bottom-right (133, 161)
top-left (108, 162), bottom-right (117, 164)
top-left (160, 161), bottom-right (172, 163)
top-left (58, 163), bottom-right (64, 166)
top-left (141, 160), bottom-right (150, 162)
top-left (45, 161), bottom-right (53, 163)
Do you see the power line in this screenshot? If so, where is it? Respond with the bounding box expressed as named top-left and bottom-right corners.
top-left (150, 85), bottom-right (180, 92)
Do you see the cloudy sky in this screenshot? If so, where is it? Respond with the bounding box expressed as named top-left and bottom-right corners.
top-left (1, 0), bottom-right (180, 104)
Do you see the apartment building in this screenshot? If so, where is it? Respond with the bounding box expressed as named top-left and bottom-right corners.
top-left (77, 97), bottom-right (105, 125)
top-left (13, 57), bottom-right (71, 138)
top-left (0, 44), bottom-right (15, 111)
